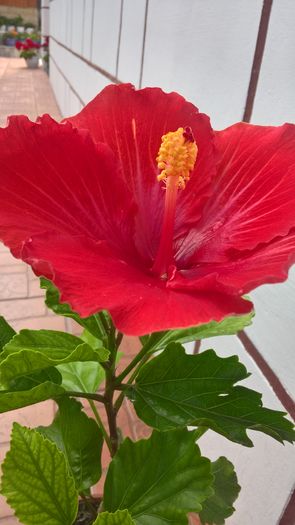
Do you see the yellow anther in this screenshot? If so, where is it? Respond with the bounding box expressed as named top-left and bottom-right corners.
top-left (156, 127), bottom-right (198, 189)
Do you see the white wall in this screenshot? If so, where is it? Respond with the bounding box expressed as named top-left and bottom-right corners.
top-left (47, 2), bottom-right (295, 523)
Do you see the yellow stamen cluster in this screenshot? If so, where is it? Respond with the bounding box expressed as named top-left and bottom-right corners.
top-left (156, 127), bottom-right (198, 189)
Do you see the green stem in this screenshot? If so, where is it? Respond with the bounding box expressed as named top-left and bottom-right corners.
top-left (114, 350), bottom-right (152, 414)
top-left (115, 339), bottom-right (154, 385)
top-left (104, 366), bottom-right (119, 456)
top-left (65, 391), bottom-right (106, 404)
top-left (88, 399), bottom-right (113, 454)
top-left (99, 311), bottom-right (111, 333)
top-left (116, 331), bottom-right (123, 348)
top-left (104, 332), bottom-right (120, 456)
top-left (93, 313), bottom-right (106, 334)
top-left (114, 391), bottom-right (126, 415)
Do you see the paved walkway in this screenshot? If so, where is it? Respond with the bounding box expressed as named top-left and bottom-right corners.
top-left (0, 58), bottom-right (199, 525)
top-left (0, 57), bottom-right (60, 127)
top-left (0, 57), bottom-right (65, 524)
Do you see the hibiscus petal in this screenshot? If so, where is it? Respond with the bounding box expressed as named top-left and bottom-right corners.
top-left (66, 84), bottom-right (216, 264)
top-left (174, 229), bottom-right (295, 296)
top-left (215, 229), bottom-right (295, 294)
top-left (20, 232), bottom-right (252, 336)
top-left (180, 122), bottom-right (295, 265)
top-left (0, 114), bottom-right (135, 258)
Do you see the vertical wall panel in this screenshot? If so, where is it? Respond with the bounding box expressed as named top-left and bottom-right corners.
top-left (49, 0), bottom-right (58, 40)
top-left (82, 0), bottom-right (94, 60)
top-left (65, 0), bottom-right (73, 48)
top-left (117, 0), bottom-right (146, 85)
top-left (252, 0), bottom-right (295, 124)
top-left (50, 0), bottom-right (67, 43)
top-left (91, 0), bottom-right (121, 74)
top-left (41, 0), bottom-right (49, 36)
top-left (71, 0), bottom-right (85, 55)
top-left (141, 0), bottom-right (262, 129)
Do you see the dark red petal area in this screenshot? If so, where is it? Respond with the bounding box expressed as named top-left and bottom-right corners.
top-left (172, 229), bottom-right (295, 296)
top-left (216, 229), bottom-right (295, 294)
top-left (66, 84), bottom-right (216, 265)
top-left (20, 232), bottom-right (252, 336)
top-left (180, 122), bottom-right (295, 265)
top-left (0, 115), bottom-right (135, 259)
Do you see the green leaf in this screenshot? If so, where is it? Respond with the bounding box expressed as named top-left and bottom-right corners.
top-left (0, 329), bottom-right (109, 383)
top-left (38, 397), bottom-right (103, 492)
top-left (8, 366), bottom-right (62, 391)
top-left (81, 328), bottom-right (104, 350)
top-left (0, 316), bottom-right (15, 352)
top-left (0, 423), bottom-right (78, 525)
top-left (57, 343), bottom-right (123, 393)
top-left (5, 366), bottom-right (62, 392)
top-left (57, 361), bottom-right (105, 393)
top-left (199, 457), bottom-right (240, 525)
top-left (0, 381), bottom-right (65, 413)
top-left (130, 344), bottom-right (295, 447)
top-left (103, 429), bottom-right (213, 524)
top-left (41, 278), bottom-right (107, 339)
top-left (94, 510), bottom-right (135, 524)
top-left (144, 311), bottom-right (254, 351)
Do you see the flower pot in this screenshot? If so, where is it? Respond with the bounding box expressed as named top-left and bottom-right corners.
top-left (26, 56), bottom-right (39, 69)
top-left (5, 37), bottom-right (16, 46)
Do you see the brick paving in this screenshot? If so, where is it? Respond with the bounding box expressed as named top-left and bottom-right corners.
top-left (0, 57), bottom-right (200, 525)
top-left (0, 57), bottom-right (64, 524)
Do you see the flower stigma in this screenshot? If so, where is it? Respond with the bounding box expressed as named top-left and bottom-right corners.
top-left (152, 127), bottom-right (198, 278)
top-left (157, 127), bottom-right (198, 189)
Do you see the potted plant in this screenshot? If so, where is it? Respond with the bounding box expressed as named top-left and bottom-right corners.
top-left (24, 21), bottom-right (36, 34)
top-left (15, 37), bottom-right (41, 68)
top-left (3, 29), bottom-right (18, 46)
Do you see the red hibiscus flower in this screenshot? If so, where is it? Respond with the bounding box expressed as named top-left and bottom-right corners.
top-left (15, 41), bottom-right (23, 50)
top-left (25, 38), bottom-right (41, 49)
top-left (0, 84), bottom-right (294, 335)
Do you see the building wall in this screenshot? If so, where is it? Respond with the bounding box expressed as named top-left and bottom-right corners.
top-left (0, 7), bottom-right (37, 25)
top-left (47, 2), bottom-right (295, 524)
top-left (0, 1), bottom-right (37, 6)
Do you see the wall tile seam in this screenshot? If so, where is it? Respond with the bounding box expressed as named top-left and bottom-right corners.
top-left (81, 0), bottom-right (86, 57)
top-left (139, 0), bottom-right (149, 89)
top-left (0, 441), bottom-right (13, 448)
top-left (50, 53), bottom-right (85, 108)
top-left (0, 292), bottom-right (44, 303)
top-left (89, 0), bottom-right (95, 63)
top-left (0, 272), bottom-right (27, 277)
top-left (243, 0), bottom-right (273, 122)
top-left (4, 314), bottom-right (49, 322)
top-left (115, 0), bottom-right (124, 78)
top-left (50, 36), bottom-right (122, 85)
top-left (239, 331), bottom-right (295, 419)
top-left (279, 487), bottom-right (295, 525)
